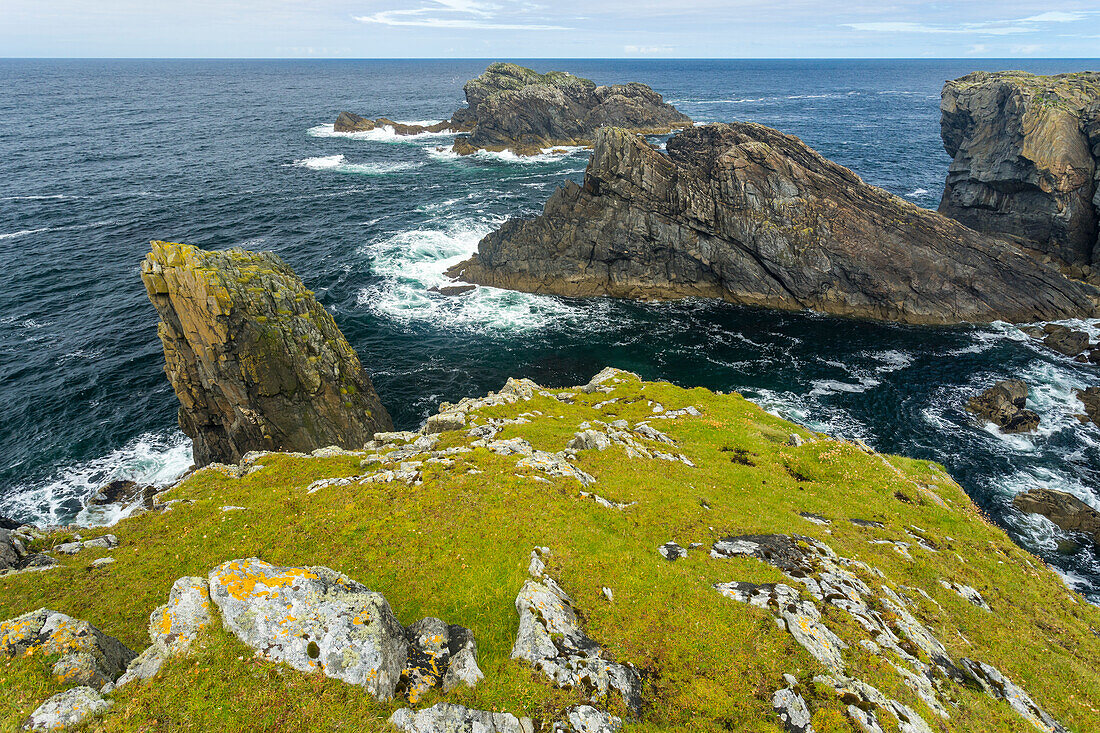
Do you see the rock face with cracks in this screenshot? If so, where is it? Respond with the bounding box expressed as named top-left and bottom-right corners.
top-left (389, 703), bottom-right (534, 733)
top-left (116, 576), bottom-right (214, 688)
top-left (449, 123), bottom-right (1099, 324)
top-left (939, 70), bottom-right (1100, 270)
top-left (141, 240), bottom-right (392, 467)
top-left (0, 608), bottom-right (135, 690)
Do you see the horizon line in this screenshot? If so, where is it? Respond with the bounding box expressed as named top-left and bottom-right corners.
top-left (2, 56), bottom-right (1099, 62)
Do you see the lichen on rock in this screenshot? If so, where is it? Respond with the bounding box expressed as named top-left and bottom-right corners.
top-left (141, 240), bottom-right (392, 467)
top-left (1, 608), bottom-right (135, 690)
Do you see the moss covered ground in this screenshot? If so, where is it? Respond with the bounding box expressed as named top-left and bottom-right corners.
top-left (3, 373), bottom-right (1100, 732)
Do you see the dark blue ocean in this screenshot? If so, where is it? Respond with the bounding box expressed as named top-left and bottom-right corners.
top-left (2, 59), bottom-right (1099, 599)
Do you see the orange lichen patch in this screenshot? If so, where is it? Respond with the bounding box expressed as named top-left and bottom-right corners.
top-left (0, 616), bottom-right (41, 652)
top-left (217, 561), bottom-right (318, 601)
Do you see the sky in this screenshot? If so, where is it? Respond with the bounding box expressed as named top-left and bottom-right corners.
top-left (3, 0), bottom-right (1100, 58)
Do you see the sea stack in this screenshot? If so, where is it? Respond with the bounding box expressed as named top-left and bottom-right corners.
top-left (141, 240), bottom-right (392, 467)
top-left (448, 123), bottom-right (1100, 325)
top-left (939, 71), bottom-right (1100, 273)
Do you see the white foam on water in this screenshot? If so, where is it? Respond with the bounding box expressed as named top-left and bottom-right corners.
top-left (357, 218), bottom-right (589, 332)
top-left (427, 144), bottom-right (588, 166)
top-left (0, 432), bottom-right (193, 528)
top-left (307, 123), bottom-right (455, 142)
top-left (869, 349), bottom-right (914, 373)
top-left (0, 227), bottom-right (52, 241)
top-left (0, 194), bottom-right (78, 201)
top-left (905, 188), bottom-right (930, 198)
top-left (809, 375), bottom-right (880, 397)
top-left (293, 154), bottom-right (424, 176)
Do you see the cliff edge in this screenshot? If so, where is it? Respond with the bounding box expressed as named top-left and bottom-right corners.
top-left (141, 240), bottom-right (392, 466)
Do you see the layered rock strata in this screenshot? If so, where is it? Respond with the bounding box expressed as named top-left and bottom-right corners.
top-left (336, 62), bottom-right (691, 156)
top-left (449, 124), bottom-right (1100, 324)
top-left (939, 71), bottom-right (1100, 270)
top-left (141, 241), bottom-right (392, 467)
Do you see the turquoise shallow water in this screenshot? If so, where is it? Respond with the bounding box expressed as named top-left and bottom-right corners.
top-left (1, 58), bottom-right (1099, 600)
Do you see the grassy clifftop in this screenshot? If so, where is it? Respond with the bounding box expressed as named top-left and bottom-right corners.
top-left (3, 371), bottom-right (1099, 732)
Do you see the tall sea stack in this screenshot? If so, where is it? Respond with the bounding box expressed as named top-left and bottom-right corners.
top-left (141, 240), bottom-right (392, 467)
top-left (939, 71), bottom-right (1100, 272)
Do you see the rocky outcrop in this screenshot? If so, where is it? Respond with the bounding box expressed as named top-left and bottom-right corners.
top-left (1079, 386), bottom-right (1100, 426)
top-left (141, 241), bottom-right (392, 467)
top-left (939, 71), bottom-right (1100, 270)
top-left (389, 704), bottom-right (534, 733)
top-left (966, 379), bottom-right (1040, 433)
top-left (512, 548), bottom-right (642, 712)
top-left (208, 558), bottom-right (482, 703)
top-left (1013, 488), bottom-right (1100, 545)
top-left (451, 62), bottom-right (691, 155)
top-left (449, 124), bottom-right (1100, 325)
top-left (333, 111), bottom-right (453, 135)
top-left (337, 62), bottom-right (690, 156)
top-left (0, 608), bottom-right (136, 690)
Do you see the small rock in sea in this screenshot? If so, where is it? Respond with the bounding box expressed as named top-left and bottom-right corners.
top-left (1012, 488), bottom-right (1100, 545)
top-left (428, 284), bottom-right (476, 296)
top-left (966, 380), bottom-right (1040, 433)
top-left (1038, 324), bottom-right (1091, 357)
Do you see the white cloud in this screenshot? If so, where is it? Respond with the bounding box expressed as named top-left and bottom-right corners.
top-left (1021, 12), bottom-right (1087, 23)
top-left (965, 43), bottom-right (989, 55)
top-left (354, 0), bottom-right (570, 30)
top-left (624, 44), bottom-right (674, 54)
top-left (845, 10), bottom-right (1095, 36)
top-left (1011, 44), bottom-right (1043, 54)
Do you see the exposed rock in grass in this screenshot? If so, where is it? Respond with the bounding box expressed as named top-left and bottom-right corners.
top-left (401, 617), bottom-right (484, 702)
top-left (513, 549), bottom-right (642, 712)
top-left (141, 241), bottom-right (392, 467)
top-left (961, 658), bottom-right (1068, 733)
top-left (657, 542), bottom-right (686, 561)
top-left (21, 686), bottom-right (110, 732)
top-left (938, 579), bottom-right (991, 611)
top-left (389, 703), bottom-right (534, 733)
top-left (209, 558), bottom-right (408, 700)
top-left (1, 608), bottom-right (135, 690)
top-left (553, 705), bottom-right (623, 733)
top-left (771, 679), bottom-right (813, 733)
top-left (712, 533), bottom-right (1066, 733)
top-left (118, 576), bottom-right (214, 688)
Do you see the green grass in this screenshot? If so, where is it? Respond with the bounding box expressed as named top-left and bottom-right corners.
top-left (3, 374), bottom-right (1099, 732)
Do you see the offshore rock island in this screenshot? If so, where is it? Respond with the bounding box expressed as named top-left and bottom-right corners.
top-left (449, 123), bottom-right (1100, 324)
top-left (335, 62), bottom-right (692, 156)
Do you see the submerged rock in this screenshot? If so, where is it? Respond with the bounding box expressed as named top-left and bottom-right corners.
top-left (21, 686), bottom-right (110, 732)
top-left (965, 379), bottom-right (1040, 433)
top-left (448, 124), bottom-right (1099, 324)
top-left (0, 608), bottom-right (135, 689)
top-left (939, 71), bottom-right (1100, 270)
top-left (1013, 487), bottom-right (1100, 545)
top-left (141, 241), bottom-right (392, 467)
